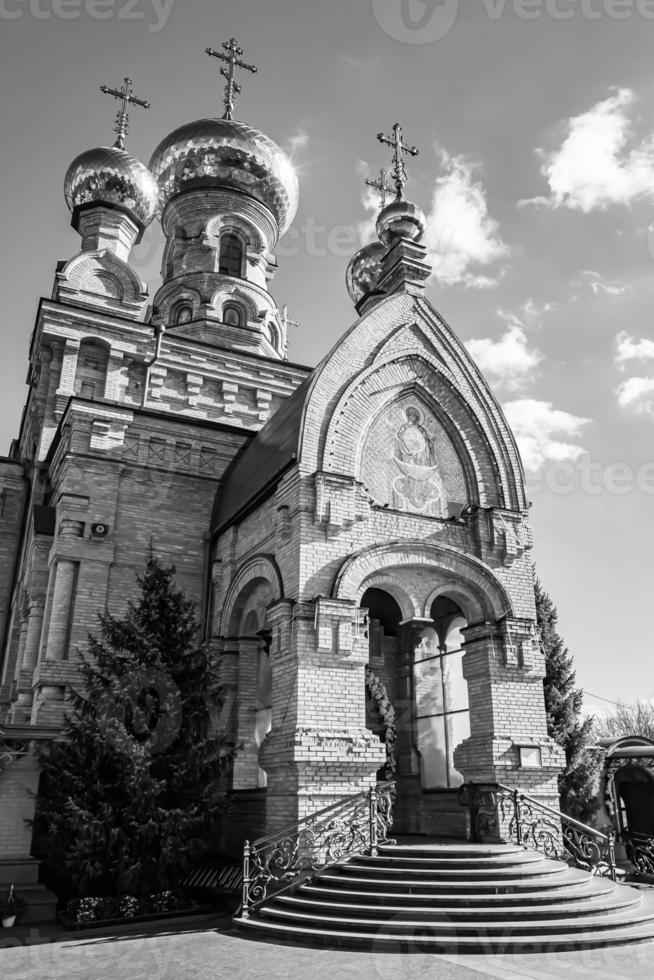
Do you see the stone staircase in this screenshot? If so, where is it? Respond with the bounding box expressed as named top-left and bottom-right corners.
top-left (236, 840), bottom-right (654, 952)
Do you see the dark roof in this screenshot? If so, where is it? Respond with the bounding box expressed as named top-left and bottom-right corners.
top-left (211, 374), bottom-right (313, 534)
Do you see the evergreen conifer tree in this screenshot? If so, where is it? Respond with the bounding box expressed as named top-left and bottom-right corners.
top-left (34, 553), bottom-right (231, 900)
top-left (536, 575), bottom-right (600, 822)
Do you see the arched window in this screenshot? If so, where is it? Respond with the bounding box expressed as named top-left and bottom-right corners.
top-left (74, 340), bottom-right (109, 400)
top-left (173, 303), bottom-right (193, 326)
top-left (219, 233), bottom-right (244, 278)
top-left (223, 303), bottom-right (244, 328)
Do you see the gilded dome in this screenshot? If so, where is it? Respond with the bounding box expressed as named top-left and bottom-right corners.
top-left (376, 198), bottom-right (426, 247)
top-left (345, 241), bottom-right (387, 304)
top-left (64, 146), bottom-right (159, 227)
top-left (148, 118), bottom-right (299, 235)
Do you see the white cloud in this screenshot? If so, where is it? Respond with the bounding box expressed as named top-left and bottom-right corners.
top-left (521, 88), bottom-right (654, 212)
top-left (287, 130), bottom-right (309, 155)
top-left (616, 376), bottom-right (654, 417)
top-left (466, 326), bottom-right (542, 393)
top-left (425, 151), bottom-right (509, 287)
top-left (615, 330), bottom-right (654, 367)
top-left (503, 399), bottom-right (591, 472)
top-left (497, 299), bottom-right (557, 330)
top-left (581, 270), bottom-right (628, 297)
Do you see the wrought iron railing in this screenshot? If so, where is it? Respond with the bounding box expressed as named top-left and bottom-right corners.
top-left (625, 832), bottom-right (654, 877)
top-left (460, 782), bottom-right (616, 880)
top-left (239, 781), bottom-right (395, 917)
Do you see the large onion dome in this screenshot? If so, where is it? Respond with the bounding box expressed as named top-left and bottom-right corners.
top-left (148, 118), bottom-right (299, 234)
top-left (345, 241), bottom-right (387, 304)
top-left (64, 146), bottom-right (159, 228)
top-left (376, 197), bottom-right (426, 247)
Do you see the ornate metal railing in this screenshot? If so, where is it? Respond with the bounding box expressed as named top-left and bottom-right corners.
top-left (239, 781), bottom-right (395, 917)
top-left (460, 782), bottom-right (616, 880)
top-left (625, 832), bottom-right (654, 877)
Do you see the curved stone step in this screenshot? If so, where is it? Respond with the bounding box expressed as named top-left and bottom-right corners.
top-left (277, 889), bottom-right (642, 920)
top-left (258, 902), bottom-right (654, 937)
top-left (236, 909), bottom-right (654, 953)
top-left (301, 875), bottom-right (619, 906)
top-left (319, 866), bottom-right (588, 892)
top-left (345, 856), bottom-right (565, 880)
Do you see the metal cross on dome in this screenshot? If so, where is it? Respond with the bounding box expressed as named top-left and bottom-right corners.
top-left (99, 77), bottom-right (151, 151)
top-left (364, 168), bottom-right (394, 210)
top-left (205, 37), bottom-right (258, 121)
top-left (377, 123), bottom-right (419, 200)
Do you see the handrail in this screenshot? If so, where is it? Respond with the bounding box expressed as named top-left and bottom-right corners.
top-left (497, 783), bottom-right (611, 842)
top-left (460, 781), bottom-right (616, 881)
top-left (239, 781), bottom-right (396, 917)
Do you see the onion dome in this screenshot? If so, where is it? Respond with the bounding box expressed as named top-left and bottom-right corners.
top-left (149, 118), bottom-right (299, 234)
top-left (64, 146), bottom-right (159, 228)
top-left (346, 241), bottom-right (387, 304)
top-left (376, 197), bottom-right (426, 248)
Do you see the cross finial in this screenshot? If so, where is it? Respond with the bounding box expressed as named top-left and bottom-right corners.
top-left (205, 37), bottom-right (258, 121)
top-left (365, 168), bottom-right (394, 210)
top-left (99, 77), bottom-right (150, 151)
top-left (377, 123), bottom-right (419, 200)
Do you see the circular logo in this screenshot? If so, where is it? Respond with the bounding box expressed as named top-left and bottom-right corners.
top-left (371, 0), bottom-right (459, 44)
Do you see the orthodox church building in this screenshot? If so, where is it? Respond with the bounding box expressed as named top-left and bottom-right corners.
top-left (0, 41), bottom-right (564, 903)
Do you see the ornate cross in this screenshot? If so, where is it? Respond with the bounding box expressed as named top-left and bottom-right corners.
top-left (365, 168), bottom-right (394, 210)
top-left (377, 123), bottom-right (419, 199)
top-left (100, 77), bottom-right (150, 151)
top-left (205, 37), bottom-right (258, 121)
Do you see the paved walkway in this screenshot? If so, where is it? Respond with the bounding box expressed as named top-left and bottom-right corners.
top-left (1, 915), bottom-right (654, 980)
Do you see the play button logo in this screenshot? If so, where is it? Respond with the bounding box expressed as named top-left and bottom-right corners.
top-left (371, 0), bottom-right (459, 44)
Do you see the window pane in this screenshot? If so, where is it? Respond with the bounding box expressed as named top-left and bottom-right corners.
top-left (442, 650), bottom-right (468, 713)
top-left (415, 626), bottom-right (438, 663)
top-left (417, 715), bottom-right (447, 789)
top-left (414, 655), bottom-right (444, 717)
top-left (446, 711), bottom-right (470, 787)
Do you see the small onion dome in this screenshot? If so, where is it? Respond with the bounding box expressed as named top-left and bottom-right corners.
top-left (376, 197), bottom-right (426, 248)
top-left (346, 241), bottom-right (387, 304)
top-left (64, 146), bottom-right (159, 228)
top-left (149, 118), bottom-right (299, 235)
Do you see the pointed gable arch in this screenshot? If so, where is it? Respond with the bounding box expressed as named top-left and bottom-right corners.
top-left (297, 292), bottom-right (528, 512)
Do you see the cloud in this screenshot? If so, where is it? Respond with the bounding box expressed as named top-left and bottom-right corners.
top-left (502, 399), bottom-right (591, 472)
top-left (356, 159), bottom-right (382, 245)
top-left (521, 88), bottom-right (654, 212)
top-left (615, 330), bottom-right (654, 367)
top-left (466, 325), bottom-right (542, 393)
top-left (616, 376), bottom-right (654, 417)
top-left (287, 130), bottom-right (309, 156)
top-left (425, 151), bottom-right (509, 287)
top-left (580, 270), bottom-right (628, 297)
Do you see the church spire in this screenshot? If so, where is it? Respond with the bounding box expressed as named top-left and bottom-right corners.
top-left (205, 37), bottom-right (258, 120)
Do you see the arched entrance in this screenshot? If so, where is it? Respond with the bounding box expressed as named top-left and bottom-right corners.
top-left (359, 583), bottom-right (471, 837)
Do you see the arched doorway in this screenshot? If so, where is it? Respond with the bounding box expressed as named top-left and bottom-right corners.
top-left (615, 766), bottom-right (654, 837)
top-left (360, 584), bottom-right (471, 837)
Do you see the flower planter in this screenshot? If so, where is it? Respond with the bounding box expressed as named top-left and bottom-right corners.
top-left (58, 903), bottom-right (212, 931)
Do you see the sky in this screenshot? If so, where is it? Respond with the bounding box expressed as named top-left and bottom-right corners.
top-left (1, 0), bottom-right (654, 713)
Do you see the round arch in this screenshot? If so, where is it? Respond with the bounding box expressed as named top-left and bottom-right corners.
top-left (219, 554), bottom-right (284, 636)
top-left (334, 541), bottom-right (514, 625)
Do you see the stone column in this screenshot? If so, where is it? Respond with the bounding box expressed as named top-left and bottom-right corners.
top-left (232, 637), bottom-right (261, 790)
top-left (44, 559), bottom-right (77, 664)
top-left (10, 596), bottom-right (45, 723)
top-left (261, 597), bottom-right (385, 835)
top-left (454, 620), bottom-right (565, 841)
